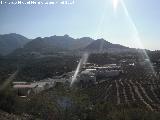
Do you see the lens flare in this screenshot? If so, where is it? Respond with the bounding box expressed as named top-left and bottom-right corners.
top-left (70, 53), bottom-right (88, 87)
top-left (119, 0), bottom-right (156, 77)
top-left (112, 0), bottom-right (119, 12)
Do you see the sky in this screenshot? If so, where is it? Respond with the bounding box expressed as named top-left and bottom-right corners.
top-left (0, 0), bottom-right (160, 50)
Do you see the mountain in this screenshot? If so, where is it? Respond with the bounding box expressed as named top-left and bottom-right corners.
top-left (84, 39), bottom-right (131, 53)
top-left (24, 35), bottom-right (93, 50)
top-left (0, 33), bottom-right (30, 55)
top-left (8, 34), bottom-right (136, 56)
top-left (12, 37), bottom-right (66, 55)
top-left (72, 37), bottom-right (94, 50)
top-left (11, 35), bottom-right (94, 56)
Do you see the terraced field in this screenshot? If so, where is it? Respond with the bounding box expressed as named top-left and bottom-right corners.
top-left (83, 65), bottom-right (160, 111)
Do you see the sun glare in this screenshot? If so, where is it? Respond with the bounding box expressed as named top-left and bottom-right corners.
top-left (112, 0), bottom-right (119, 11)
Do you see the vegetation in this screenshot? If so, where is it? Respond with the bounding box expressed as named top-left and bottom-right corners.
top-left (0, 84), bottom-right (17, 113)
top-left (2, 83), bottom-right (160, 120)
top-left (0, 51), bottom-right (160, 119)
top-left (0, 55), bottom-right (79, 83)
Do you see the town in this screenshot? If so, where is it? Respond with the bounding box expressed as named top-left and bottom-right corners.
top-left (12, 62), bottom-right (123, 97)
top-left (12, 57), bottom-right (160, 99)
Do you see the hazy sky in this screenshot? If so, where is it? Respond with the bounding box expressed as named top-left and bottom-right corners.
top-left (0, 0), bottom-right (160, 50)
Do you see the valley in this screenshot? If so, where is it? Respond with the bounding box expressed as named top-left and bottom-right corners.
top-left (0, 34), bottom-right (160, 120)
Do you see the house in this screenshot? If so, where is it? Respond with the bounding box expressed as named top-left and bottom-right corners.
top-left (13, 84), bottom-right (34, 97)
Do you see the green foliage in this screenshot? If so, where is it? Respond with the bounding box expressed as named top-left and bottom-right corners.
top-left (88, 53), bottom-right (118, 65)
top-left (1, 52), bottom-right (160, 119)
top-left (1, 84), bottom-right (160, 120)
top-left (0, 55), bottom-right (79, 83)
top-left (0, 86), bottom-right (17, 113)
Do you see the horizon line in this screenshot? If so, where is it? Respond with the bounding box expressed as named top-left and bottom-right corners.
top-left (0, 32), bottom-right (159, 51)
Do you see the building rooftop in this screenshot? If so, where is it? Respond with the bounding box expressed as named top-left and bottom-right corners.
top-left (13, 85), bottom-right (34, 89)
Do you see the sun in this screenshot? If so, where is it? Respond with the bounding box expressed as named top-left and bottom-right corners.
top-left (112, 0), bottom-right (120, 11)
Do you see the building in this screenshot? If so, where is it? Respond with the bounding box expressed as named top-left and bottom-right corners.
top-left (76, 69), bottom-right (96, 88)
top-left (13, 79), bottom-right (55, 97)
top-left (13, 84), bottom-right (34, 97)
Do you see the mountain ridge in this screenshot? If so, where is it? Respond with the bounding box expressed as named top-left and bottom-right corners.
top-left (0, 33), bottom-right (142, 56)
top-left (84, 38), bottom-right (131, 53)
top-left (0, 33), bottom-right (30, 55)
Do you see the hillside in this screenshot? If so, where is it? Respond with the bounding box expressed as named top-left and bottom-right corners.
top-left (2, 34), bottom-right (144, 57)
top-left (11, 35), bottom-right (94, 56)
top-left (84, 38), bottom-right (131, 53)
top-left (0, 33), bottom-right (30, 55)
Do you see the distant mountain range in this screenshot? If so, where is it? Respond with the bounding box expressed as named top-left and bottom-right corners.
top-left (0, 33), bottom-right (30, 55)
top-left (84, 38), bottom-right (131, 53)
top-left (0, 33), bottom-right (136, 56)
top-left (11, 35), bottom-right (94, 56)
